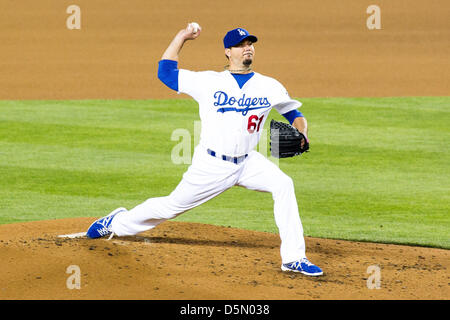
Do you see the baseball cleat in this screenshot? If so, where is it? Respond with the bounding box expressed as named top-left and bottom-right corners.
top-left (281, 258), bottom-right (323, 276)
top-left (86, 207), bottom-right (126, 239)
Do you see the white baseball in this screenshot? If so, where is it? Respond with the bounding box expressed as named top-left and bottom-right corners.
top-left (189, 22), bottom-right (200, 33)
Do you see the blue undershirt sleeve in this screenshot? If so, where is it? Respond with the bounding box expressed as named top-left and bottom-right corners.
top-left (282, 109), bottom-right (304, 124)
top-left (157, 59), bottom-right (179, 91)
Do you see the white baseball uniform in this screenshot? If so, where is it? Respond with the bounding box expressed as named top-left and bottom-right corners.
top-left (111, 69), bottom-right (307, 264)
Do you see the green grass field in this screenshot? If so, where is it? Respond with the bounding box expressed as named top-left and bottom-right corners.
top-left (0, 97), bottom-right (449, 248)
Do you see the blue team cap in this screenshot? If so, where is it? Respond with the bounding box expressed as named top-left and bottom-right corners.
top-left (223, 28), bottom-right (258, 48)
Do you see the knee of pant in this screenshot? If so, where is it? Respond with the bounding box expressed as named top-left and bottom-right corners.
top-left (160, 211), bottom-right (181, 220)
top-left (272, 174), bottom-right (295, 194)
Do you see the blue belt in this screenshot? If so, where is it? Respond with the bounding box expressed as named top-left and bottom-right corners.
top-left (207, 148), bottom-right (248, 165)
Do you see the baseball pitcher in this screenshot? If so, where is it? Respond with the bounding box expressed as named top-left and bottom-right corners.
top-left (86, 23), bottom-right (323, 276)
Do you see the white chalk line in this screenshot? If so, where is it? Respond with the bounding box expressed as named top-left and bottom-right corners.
top-left (57, 232), bottom-right (87, 239)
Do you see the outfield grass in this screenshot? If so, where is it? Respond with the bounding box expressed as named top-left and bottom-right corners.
top-left (0, 97), bottom-right (448, 248)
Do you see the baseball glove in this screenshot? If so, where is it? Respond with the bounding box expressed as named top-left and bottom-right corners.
top-left (270, 119), bottom-right (309, 158)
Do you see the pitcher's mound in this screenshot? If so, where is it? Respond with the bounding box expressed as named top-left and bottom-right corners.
top-left (0, 218), bottom-right (448, 299)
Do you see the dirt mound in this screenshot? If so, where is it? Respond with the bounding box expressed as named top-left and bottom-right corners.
top-left (0, 218), bottom-right (448, 300)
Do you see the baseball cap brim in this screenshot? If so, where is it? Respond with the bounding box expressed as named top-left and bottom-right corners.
top-left (239, 35), bottom-right (258, 46)
top-left (228, 35), bottom-right (258, 48)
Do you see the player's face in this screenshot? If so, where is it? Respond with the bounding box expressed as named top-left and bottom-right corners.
top-left (226, 39), bottom-right (255, 68)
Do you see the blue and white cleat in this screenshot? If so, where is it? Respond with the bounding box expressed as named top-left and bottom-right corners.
top-left (86, 207), bottom-right (126, 239)
top-left (281, 257), bottom-right (323, 276)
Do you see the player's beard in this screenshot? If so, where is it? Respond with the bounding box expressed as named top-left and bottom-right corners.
top-left (243, 57), bottom-right (253, 67)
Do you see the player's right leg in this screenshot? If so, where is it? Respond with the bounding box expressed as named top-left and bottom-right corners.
top-left (106, 146), bottom-right (240, 237)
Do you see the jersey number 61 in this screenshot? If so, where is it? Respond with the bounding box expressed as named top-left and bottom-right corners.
top-left (247, 115), bottom-right (264, 134)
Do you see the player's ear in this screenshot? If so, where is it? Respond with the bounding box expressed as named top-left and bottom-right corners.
top-left (224, 48), bottom-right (231, 59)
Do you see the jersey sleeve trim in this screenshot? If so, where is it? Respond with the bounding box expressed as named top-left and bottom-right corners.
top-left (157, 59), bottom-right (179, 91)
top-left (282, 109), bottom-right (304, 124)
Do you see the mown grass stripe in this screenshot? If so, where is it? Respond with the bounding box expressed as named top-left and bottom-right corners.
top-left (0, 97), bottom-right (448, 248)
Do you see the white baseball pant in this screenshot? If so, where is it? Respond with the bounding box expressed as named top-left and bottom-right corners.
top-left (111, 145), bottom-right (306, 263)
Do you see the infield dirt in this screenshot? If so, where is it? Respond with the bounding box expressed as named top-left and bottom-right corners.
top-left (0, 0), bottom-right (449, 300)
top-left (1, 219), bottom-right (449, 300)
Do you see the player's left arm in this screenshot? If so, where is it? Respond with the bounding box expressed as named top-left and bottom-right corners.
top-left (282, 109), bottom-right (308, 137)
top-left (292, 116), bottom-right (307, 138)
top-left (274, 80), bottom-right (308, 143)
top-left (282, 109), bottom-right (309, 151)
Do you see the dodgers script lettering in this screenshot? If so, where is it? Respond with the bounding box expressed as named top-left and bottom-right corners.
top-left (213, 91), bottom-right (271, 115)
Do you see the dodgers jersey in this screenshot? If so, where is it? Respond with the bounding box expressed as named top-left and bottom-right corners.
top-left (178, 69), bottom-right (301, 157)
